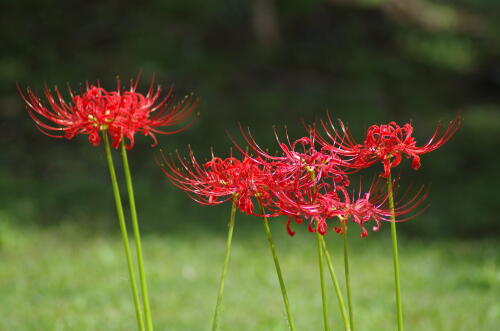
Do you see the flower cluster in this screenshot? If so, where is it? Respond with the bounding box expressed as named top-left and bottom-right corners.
top-left (314, 114), bottom-right (462, 178)
top-left (18, 76), bottom-right (199, 149)
top-left (161, 115), bottom-right (460, 237)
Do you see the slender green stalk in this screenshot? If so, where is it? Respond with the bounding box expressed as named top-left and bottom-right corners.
top-left (316, 231), bottom-right (330, 331)
top-left (120, 141), bottom-right (153, 331)
top-left (258, 201), bottom-right (296, 331)
top-left (387, 174), bottom-right (404, 331)
top-left (320, 236), bottom-right (351, 331)
top-left (308, 176), bottom-right (329, 330)
top-left (341, 219), bottom-right (355, 331)
top-left (211, 198), bottom-right (237, 331)
top-left (103, 133), bottom-right (145, 331)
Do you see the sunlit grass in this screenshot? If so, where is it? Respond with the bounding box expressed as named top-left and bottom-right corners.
top-left (0, 219), bottom-right (498, 330)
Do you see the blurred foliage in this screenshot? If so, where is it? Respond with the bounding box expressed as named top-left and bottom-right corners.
top-left (1, 0), bottom-right (499, 237)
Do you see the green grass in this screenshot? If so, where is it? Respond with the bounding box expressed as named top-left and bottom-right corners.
top-left (0, 218), bottom-right (498, 330)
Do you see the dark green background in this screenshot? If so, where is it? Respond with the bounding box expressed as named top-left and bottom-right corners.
top-left (1, 0), bottom-right (499, 238)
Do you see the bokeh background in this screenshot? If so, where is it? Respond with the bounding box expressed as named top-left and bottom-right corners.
top-left (1, 0), bottom-right (499, 330)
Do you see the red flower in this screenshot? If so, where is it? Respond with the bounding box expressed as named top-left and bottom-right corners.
top-left (18, 76), bottom-right (199, 148)
top-left (236, 126), bottom-right (352, 188)
top-left (159, 149), bottom-right (236, 205)
top-left (110, 77), bottom-right (199, 149)
top-left (329, 182), bottom-right (427, 237)
top-left (159, 148), bottom-right (277, 216)
top-left (275, 178), bottom-right (427, 237)
top-left (315, 114), bottom-right (462, 177)
top-left (19, 84), bottom-right (114, 146)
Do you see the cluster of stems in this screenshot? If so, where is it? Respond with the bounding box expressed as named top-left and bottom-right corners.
top-left (103, 133), bottom-right (154, 331)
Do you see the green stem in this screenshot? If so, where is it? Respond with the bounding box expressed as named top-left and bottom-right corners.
top-left (316, 231), bottom-right (330, 331)
top-left (211, 199), bottom-right (237, 331)
top-left (120, 141), bottom-right (154, 331)
top-left (258, 201), bottom-right (296, 331)
top-left (387, 174), bottom-right (404, 331)
top-left (320, 236), bottom-right (351, 331)
top-left (103, 133), bottom-right (145, 331)
top-left (342, 219), bottom-right (355, 331)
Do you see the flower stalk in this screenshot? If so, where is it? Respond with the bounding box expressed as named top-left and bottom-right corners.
top-left (341, 218), bottom-right (355, 331)
top-left (103, 132), bottom-right (145, 331)
top-left (211, 197), bottom-right (238, 331)
top-left (259, 200), bottom-right (296, 331)
top-left (316, 230), bottom-right (330, 331)
top-left (320, 236), bottom-right (351, 331)
top-left (387, 173), bottom-right (404, 331)
top-left (120, 141), bottom-right (154, 331)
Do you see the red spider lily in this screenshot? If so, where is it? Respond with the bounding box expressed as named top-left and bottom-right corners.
top-left (273, 189), bottom-right (328, 236)
top-left (110, 76), bottom-right (199, 149)
top-left (158, 148), bottom-right (278, 216)
top-left (314, 114), bottom-right (462, 177)
top-left (159, 149), bottom-right (237, 205)
top-left (18, 75), bottom-right (199, 148)
top-left (275, 178), bottom-right (428, 237)
top-left (329, 182), bottom-right (428, 237)
top-left (19, 84), bottom-right (115, 146)
top-left (235, 126), bottom-right (352, 187)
